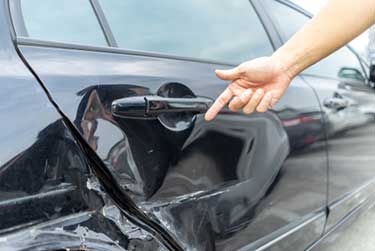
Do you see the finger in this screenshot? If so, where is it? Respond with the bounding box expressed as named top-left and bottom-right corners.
top-left (256, 92), bottom-right (273, 112)
top-left (228, 83), bottom-right (246, 96)
top-left (243, 89), bottom-right (264, 114)
top-left (228, 89), bottom-right (253, 112)
top-left (215, 67), bottom-right (241, 81)
top-left (270, 96), bottom-right (279, 107)
top-left (205, 88), bottom-right (233, 121)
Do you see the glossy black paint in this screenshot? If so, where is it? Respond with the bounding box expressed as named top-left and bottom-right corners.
top-left (14, 36), bottom-right (328, 251)
top-left (1, 0), bottom-right (374, 250)
top-left (112, 95), bottom-right (213, 118)
top-left (0, 1), bottom-right (173, 250)
top-left (260, 0), bottom-right (375, 234)
top-left (301, 75), bottom-right (375, 230)
top-left (370, 65), bottom-right (375, 83)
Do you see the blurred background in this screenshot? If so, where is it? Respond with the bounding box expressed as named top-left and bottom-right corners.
top-left (291, 2), bottom-right (375, 251)
top-left (293, 0), bottom-right (375, 65)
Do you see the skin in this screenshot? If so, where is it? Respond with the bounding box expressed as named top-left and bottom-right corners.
top-left (205, 0), bottom-right (375, 121)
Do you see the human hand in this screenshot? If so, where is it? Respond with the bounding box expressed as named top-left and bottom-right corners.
top-left (204, 56), bottom-right (293, 121)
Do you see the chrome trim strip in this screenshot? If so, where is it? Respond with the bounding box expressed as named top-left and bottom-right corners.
top-left (16, 36), bottom-right (235, 66)
top-left (0, 186), bottom-right (76, 208)
top-left (238, 209), bottom-right (326, 251)
top-left (89, 0), bottom-right (118, 47)
top-left (325, 178), bottom-right (375, 231)
top-left (306, 198), bottom-right (373, 251)
top-left (0, 211), bottom-right (93, 236)
top-left (7, 0), bottom-right (28, 37)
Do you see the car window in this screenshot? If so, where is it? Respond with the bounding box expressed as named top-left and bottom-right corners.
top-left (265, 0), bottom-right (308, 41)
top-left (18, 0), bottom-right (107, 46)
top-left (306, 48), bottom-right (364, 81)
top-left (267, 0), bottom-right (364, 81)
top-left (98, 0), bottom-right (274, 64)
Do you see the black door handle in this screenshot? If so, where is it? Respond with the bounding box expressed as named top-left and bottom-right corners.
top-left (112, 95), bottom-right (213, 118)
top-left (323, 97), bottom-right (348, 110)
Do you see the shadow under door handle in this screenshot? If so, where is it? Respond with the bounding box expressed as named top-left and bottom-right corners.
top-left (112, 95), bottom-right (213, 118)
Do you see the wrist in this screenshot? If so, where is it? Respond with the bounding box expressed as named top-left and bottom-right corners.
top-left (271, 48), bottom-right (301, 81)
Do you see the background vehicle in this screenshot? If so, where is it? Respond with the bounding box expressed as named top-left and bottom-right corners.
top-left (1, 0), bottom-right (374, 250)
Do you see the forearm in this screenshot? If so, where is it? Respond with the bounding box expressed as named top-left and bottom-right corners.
top-left (272, 0), bottom-right (375, 79)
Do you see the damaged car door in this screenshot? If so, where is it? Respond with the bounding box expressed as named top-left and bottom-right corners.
top-left (9, 0), bottom-right (328, 250)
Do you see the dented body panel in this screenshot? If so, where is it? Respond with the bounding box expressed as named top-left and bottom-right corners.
top-left (1, 0), bottom-right (374, 250)
top-left (12, 28), bottom-right (327, 251)
top-left (0, 1), bottom-right (170, 250)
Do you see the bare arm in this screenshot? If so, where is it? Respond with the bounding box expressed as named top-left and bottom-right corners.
top-left (275, 0), bottom-right (375, 79)
top-left (205, 0), bottom-right (375, 121)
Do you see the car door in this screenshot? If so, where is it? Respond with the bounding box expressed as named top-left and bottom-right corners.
top-left (300, 47), bottom-right (375, 231)
top-left (263, 0), bottom-right (375, 232)
top-left (0, 1), bottom-right (170, 249)
top-left (10, 0), bottom-right (327, 250)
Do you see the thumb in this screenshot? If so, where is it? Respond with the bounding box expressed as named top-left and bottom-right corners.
top-left (215, 67), bottom-right (241, 81)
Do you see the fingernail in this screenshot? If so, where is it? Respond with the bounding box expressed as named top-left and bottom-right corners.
top-left (204, 114), bottom-right (212, 121)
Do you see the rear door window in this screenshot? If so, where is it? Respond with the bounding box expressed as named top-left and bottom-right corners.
top-left (16, 0), bottom-right (107, 46)
top-left (98, 0), bottom-right (274, 63)
top-left (265, 0), bottom-right (308, 41)
top-left (266, 0), bottom-right (364, 80)
top-left (304, 47), bottom-right (364, 80)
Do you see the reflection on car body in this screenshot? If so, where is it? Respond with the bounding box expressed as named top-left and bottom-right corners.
top-left (1, 0), bottom-right (374, 250)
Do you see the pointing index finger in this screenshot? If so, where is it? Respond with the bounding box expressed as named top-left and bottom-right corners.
top-left (205, 88), bottom-right (233, 121)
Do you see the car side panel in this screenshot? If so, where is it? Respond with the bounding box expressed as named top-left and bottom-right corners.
top-left (0, 2), bottom-right (168, 249)
top-left (259, 0), bottom-right (375, 235)
top-left (300, 75), bottom-right (375, 231)
top-left (17, 42), bottom-right (328, 250)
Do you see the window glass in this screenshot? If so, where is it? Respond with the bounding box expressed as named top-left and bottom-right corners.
top-left (305, 48), bottom-right (364, 80)
top-left (267, 0), bottom-right (364, 80)
top-left (98, 0), bottom-right (274, 63)
top-left (19, 0), bottom-right (107, 46)
top-left (265, 0), bottom-right (308, 41)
